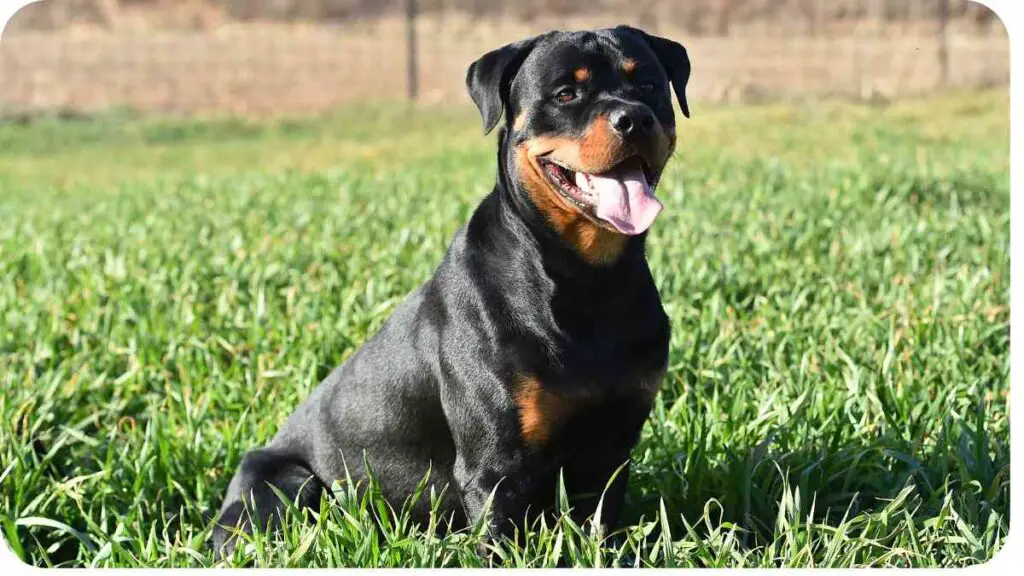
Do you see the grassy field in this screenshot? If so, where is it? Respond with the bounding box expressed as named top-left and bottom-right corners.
top-left (0, 90), bottom-right (1010, 567)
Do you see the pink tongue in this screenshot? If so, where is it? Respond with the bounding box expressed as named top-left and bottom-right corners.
top-left (575, 166), bottom-right (663, 235)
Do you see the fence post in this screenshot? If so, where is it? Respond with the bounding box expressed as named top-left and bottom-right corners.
top-left (406, 0), bottom-right (419, 103)
top-left (937, 0), bottom-right (950, 87)
top-left (95, 0), bottom-right (121, 30)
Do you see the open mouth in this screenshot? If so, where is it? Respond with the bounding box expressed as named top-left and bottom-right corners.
top-left (539, 156), bottom-right (659, 208)
top-left (537, 155), bottom-right (664, 236)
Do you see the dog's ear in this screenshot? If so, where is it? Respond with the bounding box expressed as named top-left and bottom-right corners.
top-left (619, 26), bottom-right (691, 119)
top-left (466, 36), bottom-right (541, 134)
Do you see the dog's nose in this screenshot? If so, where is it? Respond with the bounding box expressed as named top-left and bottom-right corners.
top-left (609, 107), bottom-right (656, 137)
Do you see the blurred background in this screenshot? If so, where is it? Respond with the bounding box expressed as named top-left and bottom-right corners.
top-left (0, 0), bottom-right (1009, 117)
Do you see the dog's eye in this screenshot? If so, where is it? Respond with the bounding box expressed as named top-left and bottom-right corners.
top-left (554, 88), bottom-right (578, 103)
top-left (638, 81), bottom-right (657, 93)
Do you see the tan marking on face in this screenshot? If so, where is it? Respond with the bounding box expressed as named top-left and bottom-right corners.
top-left (574, 67), bottom-right (591, 83)
top-left (513, 112), bottom-right (527, 131)
top-left (513, 114), bottom-right (675, 265)
top-left (514, 150), bottom-right (627, 265)
top-left (622, 58), bottom-right (638, 74)
top-left (514, 376), bottom-right (572, 448)
top-left (525, 116), bottom-right (631, 178)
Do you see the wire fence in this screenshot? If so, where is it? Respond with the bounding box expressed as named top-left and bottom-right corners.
top-left (0, 0), bottom-right (1009, 117)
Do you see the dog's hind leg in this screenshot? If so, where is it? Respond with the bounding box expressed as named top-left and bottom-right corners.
top-left (211, 447), bottom-right (325, 560)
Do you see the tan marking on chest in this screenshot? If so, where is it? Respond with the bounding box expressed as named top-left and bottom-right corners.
top-left (514, 376), bottom-right (572, 448)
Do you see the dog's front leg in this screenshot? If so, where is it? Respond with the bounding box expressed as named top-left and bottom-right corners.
top-left (453, 448), bottom-right (533, 540)
top-left (440, 374), bottom-right (536, 550)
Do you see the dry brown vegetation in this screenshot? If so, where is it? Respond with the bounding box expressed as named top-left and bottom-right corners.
top-left (7, 0), bottom-right (1005, 33)
top-left (1, 1), bottom-right (1008, 115)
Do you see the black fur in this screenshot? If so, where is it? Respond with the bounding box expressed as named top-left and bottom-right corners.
top-left (212, 25), bottom-right (691, 559)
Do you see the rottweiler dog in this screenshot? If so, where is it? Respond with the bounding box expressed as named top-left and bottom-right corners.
top-left (212, 25), bottom-right (690, 558)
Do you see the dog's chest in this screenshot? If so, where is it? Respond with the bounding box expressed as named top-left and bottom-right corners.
top-left (513, 272), bottom-right (670, 449)
top-left (557, 305), bottom-right (668, 385)
top-left (514, 335), bottom-right (667, 450)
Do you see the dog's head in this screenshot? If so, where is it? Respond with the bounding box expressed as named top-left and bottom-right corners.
top-left (466, 26), bottom-right (690, 265)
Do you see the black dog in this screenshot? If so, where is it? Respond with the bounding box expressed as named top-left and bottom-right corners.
top-left (212, 25), bottom-right (690, 558)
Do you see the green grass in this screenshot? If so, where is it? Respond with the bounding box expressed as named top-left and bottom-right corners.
top-left (0, 89), bottom-right (1010, 567)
